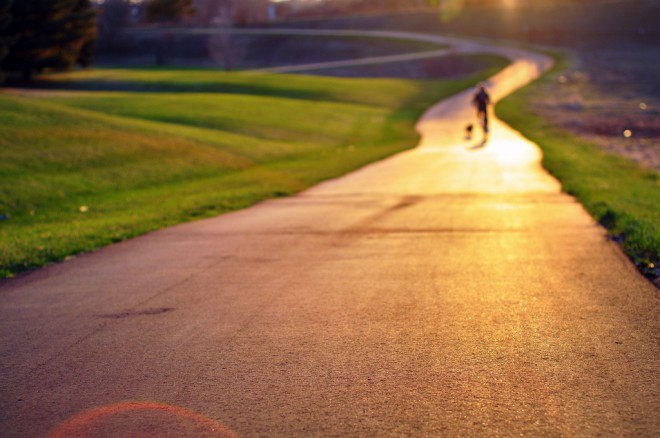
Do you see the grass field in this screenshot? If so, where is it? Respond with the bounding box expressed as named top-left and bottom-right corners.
top-left (496, 54), bottom-right (660, 283)
top-left (0, 59), bottom-right (507, 278)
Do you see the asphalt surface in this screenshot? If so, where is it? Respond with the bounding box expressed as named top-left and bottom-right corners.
top-left (251, 48), bottom-right (450, 74)
top-left (1, 32), bottom-right (658, 437)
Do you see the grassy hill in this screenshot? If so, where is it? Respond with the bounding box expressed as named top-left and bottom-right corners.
top-left (0, 61), bottom-right (506, 278)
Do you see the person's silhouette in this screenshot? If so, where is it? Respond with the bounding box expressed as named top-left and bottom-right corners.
top-left (472, 84), bottom-right (491, 139)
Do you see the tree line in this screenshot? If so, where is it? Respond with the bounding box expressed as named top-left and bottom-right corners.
top-left (0, 0), bottom-right (96, 81)
top-left (0, 0), bottom-right (199, 82)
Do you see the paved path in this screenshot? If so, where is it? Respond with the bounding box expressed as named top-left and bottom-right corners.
top-left (249, 49), bottom-right (449, 74)
top-left (1, 31), bottom-right (658, 437)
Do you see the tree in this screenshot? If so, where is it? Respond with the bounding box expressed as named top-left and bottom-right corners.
top-left (69, 0), bottom-right (98, 68)
top-left (0, 0), bottom-right (13, 80)
top-left (146, 0), bottom-right (195, 23)
top-left (1, 0), bottom-right (97, 81)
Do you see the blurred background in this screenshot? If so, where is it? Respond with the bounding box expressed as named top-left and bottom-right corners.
top-left (89, 0), bottom-right (659, 167)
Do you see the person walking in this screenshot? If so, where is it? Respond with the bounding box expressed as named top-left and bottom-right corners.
top-left (472, 83), bottom-right (491, 138)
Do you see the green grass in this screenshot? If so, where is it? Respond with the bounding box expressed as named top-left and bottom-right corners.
top-left (496, 53), bottom-right (659, 279)
top-left (0, 60), bottom-right (507, 278)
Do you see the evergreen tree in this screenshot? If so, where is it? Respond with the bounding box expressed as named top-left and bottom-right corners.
top-left (68, 0), bottom-right (97, 67)
top-left (2, 0), bottom-right (97, 81)
top-left (0, 0), bottom-right (13, 81)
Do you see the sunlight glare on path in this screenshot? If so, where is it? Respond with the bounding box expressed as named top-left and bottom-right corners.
top-left (46, 402), bottom-right (238, 438)
top-left (502, 0), bottom-right (518, 9)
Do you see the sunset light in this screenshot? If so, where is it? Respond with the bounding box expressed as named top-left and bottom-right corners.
top-left (1, 1), bottom-right (658, 437)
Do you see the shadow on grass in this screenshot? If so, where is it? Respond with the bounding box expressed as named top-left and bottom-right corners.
top-left (3, 77), bottom-right (330, 101)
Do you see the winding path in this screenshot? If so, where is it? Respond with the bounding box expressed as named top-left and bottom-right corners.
top-left (1, 31), bottom-right (658, 437)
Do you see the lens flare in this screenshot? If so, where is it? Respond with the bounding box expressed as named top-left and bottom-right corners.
top-left (47, 402), bottom-right (238, 438)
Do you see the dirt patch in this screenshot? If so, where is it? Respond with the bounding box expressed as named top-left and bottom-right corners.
top-left (529, 44), bottom-right (660, 172)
